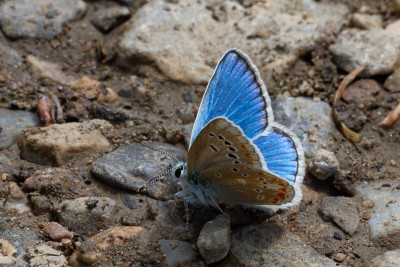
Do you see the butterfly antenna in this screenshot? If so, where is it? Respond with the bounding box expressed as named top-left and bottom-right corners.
top-left (139, 165), bottom-right (174, 192)
top-left (133, 139), bottom-right (180, 163)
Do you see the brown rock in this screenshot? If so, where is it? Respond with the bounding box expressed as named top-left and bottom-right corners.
top-left (23, 168), bottom-right (64, 193)
top-left (29, 194), bottom-right (52, 215)
top-left (42, 222), bottom-right (74, 241)
top-left (79, 226), bottom-right (150, 265)
top-left (19, 120), bottom-right (113, 166)
top-left (26, 55), bottom-right (76, 86)
top-left (71, 76), bottom-right (118, 103)
top-left (341, 79), bottom-right (380, 107)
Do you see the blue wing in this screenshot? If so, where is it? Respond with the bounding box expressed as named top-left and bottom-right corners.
top-left (190, 49), bottom-right (273, 146)
top-left (253, 122), bottom-right (305, 185)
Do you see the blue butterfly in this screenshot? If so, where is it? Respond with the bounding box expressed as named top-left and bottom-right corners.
top-left (172, 48), bottom-right (305, 211)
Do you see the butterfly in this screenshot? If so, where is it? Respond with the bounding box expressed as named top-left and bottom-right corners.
top-left (170, 48), bottom-right (305, 212)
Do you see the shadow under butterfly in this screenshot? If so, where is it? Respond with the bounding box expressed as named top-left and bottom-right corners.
top-left (142, 48), bottom-right (305, 215)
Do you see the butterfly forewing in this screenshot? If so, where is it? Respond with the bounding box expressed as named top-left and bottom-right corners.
top-left (190, 49), bottom-right (273, 146)
top-left (200, 165), bottom-right (295, 205)
top-left (187, 117), bottom-right (265, 175)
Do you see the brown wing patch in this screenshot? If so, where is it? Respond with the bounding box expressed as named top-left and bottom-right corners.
top-left (187, 118), bottom-right (264, 174)
top-left (200, 165), bottom-right (295, 206)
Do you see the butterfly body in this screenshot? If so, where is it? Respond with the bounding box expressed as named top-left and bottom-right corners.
top-left (173, 49), bottom-right (305, 211)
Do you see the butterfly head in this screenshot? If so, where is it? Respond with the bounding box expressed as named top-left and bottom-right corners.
top-left (172, 163), bottom-right (187, 180)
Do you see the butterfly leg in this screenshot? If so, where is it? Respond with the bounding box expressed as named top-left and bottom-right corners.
top-left (171, 182), bottom-right (184, 219)
top-left (183, 197), bottom-right (190, 230)
top-left (206, 192), bottom-right (230, 220)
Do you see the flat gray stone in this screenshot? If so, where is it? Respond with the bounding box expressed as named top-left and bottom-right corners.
top-left (54, 197), bottom-right (117, 234)
top-left (272, 97), bottom-right (334, 158)
top-left (28, 244), bottom-right (67, 267)
top-left (356, 181), bottom-right (400, 248)
top-left (371, 250), bottom-right (400, 267)
top-left (330, 29), bottom-right (400, 76)
top-left (0, 109), bottom-right (39, 150)
top-left (230, 224), bottom-right (338, 266)
top-left (159, 240), bottom-right (197, 267)
top-left (197, 215), bottom-right (231, 264)
top-left (319, 197), bottom-right (362, 236)
top-left (117, 0), bottom-right (347, 84)
top-left (0, 0), bottom-right (86, 39)
top-left (91, 142), bottom-right (186, 199)
top-left (0, 225), bottom-right (41, 267)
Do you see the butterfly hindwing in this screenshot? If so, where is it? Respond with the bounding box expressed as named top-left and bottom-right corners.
top-left (253, 122), bottom-right (305, 185)
top-left (186, 117), bottom-right (299, 208)
top-left (200, 165), bottom-right (295, 206)
top-left (190, 49), bottom-right (273, 146)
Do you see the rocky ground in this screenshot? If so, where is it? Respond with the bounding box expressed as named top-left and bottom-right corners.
top-left (0, 0), bottom-right (399, 266)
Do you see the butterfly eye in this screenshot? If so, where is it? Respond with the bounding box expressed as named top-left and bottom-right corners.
top-left (175, 166), bottom-right (183, 178)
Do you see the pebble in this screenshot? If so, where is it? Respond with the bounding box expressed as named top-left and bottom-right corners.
top-left (332, 172), bottom-right (356, 197)
top-left (197, 215), bottom-right (231, 264)
top-left (54, 197), bottom-right (117, 234)
top-left (0, 108), bottom-right (39, 150)
top-left (0, 0), bottom-right (86, 39)
top-left (371, 249), bottom-right (400, 267)
top-left (309, 149), bottom-right (340, 180)
top-left (5, 182), bottom-right (30, 214)
top-left (356, 182), bottom-right (400, 248)
top-left (26, 55), bottom-right (76, 86)
top-left (230, 224), bottom-right (338, 266)
top-left (23, 168), bottom-right (70, 194)
top-left (90, 142), bottom-right (186, 199)
top-left (91, 6), bottom-right (131, 34)
top-left (333, 231), bottom-right (343, 241)
top-left (330, 29), bottom-right (400, 76)
top-left (384, 68), bottom-right (400, 93)
top-left (272, 97), bottom-right (334, 158)
top-left (333, 252), bottom-right (346, 262)
top-left (319, 196), bottom-right (362, 236)
top-left (0, 238), bottom-right (17, 265)
top-left (159, 240), bottom-right (197, 267)
top-left (117, 0), bottom-right (347, 84)
top-left (71, 76), bottom-right (119, 103)
top-left (1, 173), bottom-right (9, 181)
top-left (28, 244), bottom-right (67, 267)
top-left (341, 79), bottom-right (381, 107)
top-left (29, 194), bottom-right (52, 215)
top-left (350, 13), bottom-right (383, 30)
top-left (19, 119), bottom-right (113, 166)
top-left (79, 226), bottom-right (150, 265)
top-left (42, 222), bottom-right (74, 242)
